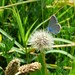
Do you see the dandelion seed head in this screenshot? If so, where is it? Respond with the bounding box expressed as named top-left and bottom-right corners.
top-left (28, 30), bottom-right (54, 50)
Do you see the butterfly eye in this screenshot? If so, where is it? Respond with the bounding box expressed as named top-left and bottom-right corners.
top-left (47, 15), bottom-right (61, 35)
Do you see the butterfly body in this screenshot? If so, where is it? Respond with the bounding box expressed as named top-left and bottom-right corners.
top-left (47, 15), bottom-right (61, 35)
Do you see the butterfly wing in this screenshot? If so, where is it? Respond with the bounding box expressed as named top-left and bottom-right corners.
top-left (47, 15), bottom-right (61, 34)
top-left (47, 23), bottom-right (61, 34)
top-left (49, 15), bottom-right (58, 25)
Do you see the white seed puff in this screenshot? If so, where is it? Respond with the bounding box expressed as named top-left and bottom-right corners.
top-left (28, 30), bottom-right (54, 50)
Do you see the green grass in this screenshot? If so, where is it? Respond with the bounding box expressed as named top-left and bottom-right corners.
top-left (0, 0), bottom-right (75, 75)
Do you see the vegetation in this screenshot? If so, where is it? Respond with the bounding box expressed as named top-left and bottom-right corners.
top-left (0, 0), bottom-right (75, 75)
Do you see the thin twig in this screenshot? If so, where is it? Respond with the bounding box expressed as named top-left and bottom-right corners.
top-left (49, 64), bottom-right (72, 70)
top-left (0, 0), bottom-right (39, 9)
top-left (52, 43), bottom-right (75, 48)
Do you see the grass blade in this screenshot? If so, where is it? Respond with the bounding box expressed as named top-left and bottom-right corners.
top-left (25, 19), bottom-right (38, 43)
top-left (0, 28), bottom-right (23, 49)
top-left (45, 50), bottom-right (75, 60)
top-left (12, 7), bottom-right (25, 43)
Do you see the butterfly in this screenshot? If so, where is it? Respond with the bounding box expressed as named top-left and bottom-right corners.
top-left (47, 15), bottom-right (61, 35)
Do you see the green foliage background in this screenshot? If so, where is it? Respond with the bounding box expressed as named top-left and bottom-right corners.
top-left (0, 0), bottom-right (75, 75)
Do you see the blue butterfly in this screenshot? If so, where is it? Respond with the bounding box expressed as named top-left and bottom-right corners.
top-left (47, 15), bottom-right (61, 35)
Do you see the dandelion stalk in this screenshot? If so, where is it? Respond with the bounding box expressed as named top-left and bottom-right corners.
top-left (28, 30), bottom-right (54, 75)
